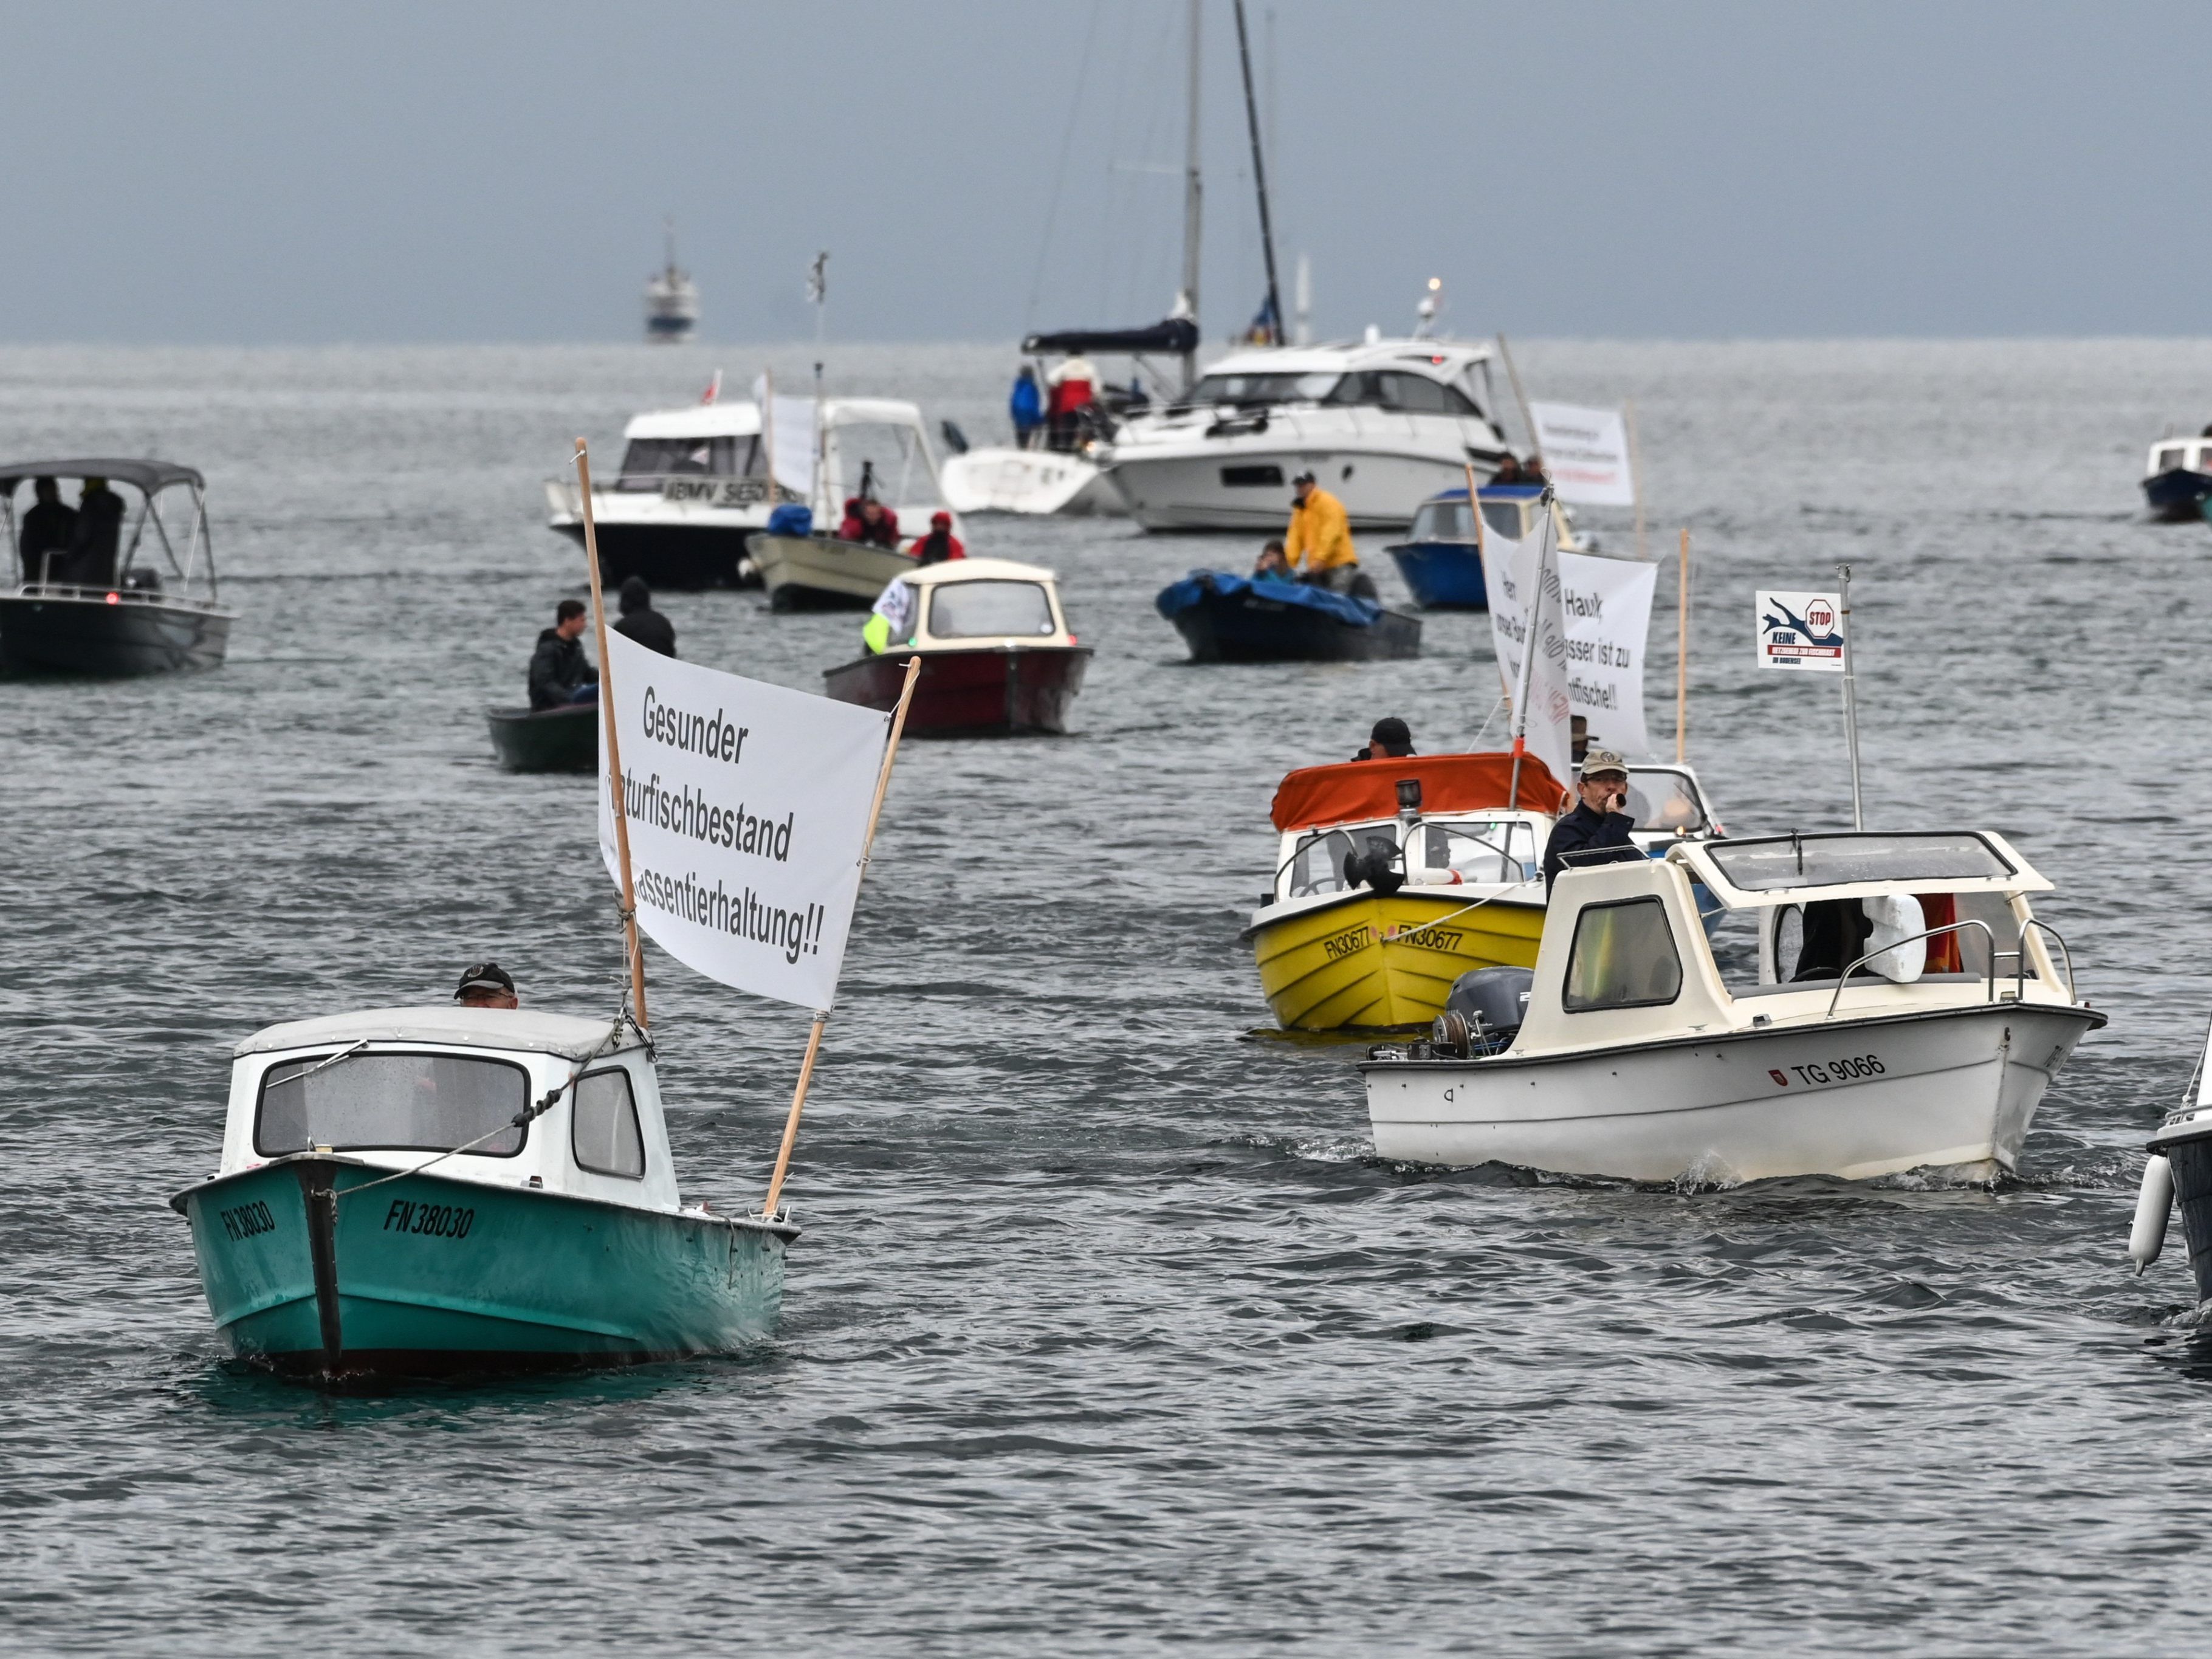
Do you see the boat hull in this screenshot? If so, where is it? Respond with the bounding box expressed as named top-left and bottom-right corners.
top-left (0, 591), bottom-right (233, 675)
top-left (754, 533), bottom-right (919, 611)
top-left (2144, 467), bottom-right (2212, 522)
top-left (1364, 1002), bottom-right (2101, 1182)
top-left (824, 644), bottom-right (1092, 736)
top-left (1106, 438), bottom-right (1499, 532)
top-left (1166, 586), bottom-right (1420, 662)
top-left (551, 519), bottom-right (758, 591)
top-left (1249, 887), bottom-right (1545, 1031)
top-left (939, 447), bottom-right (1123, 516)
top-left (174, 1156), bottom-right (789, 1384)
top-left (1386, 540), bottom-right (1489, 610)
top-left (2152, 1124), bottom-right (2212, 1300)
top-left (487, 704), bottom-right (597, 773)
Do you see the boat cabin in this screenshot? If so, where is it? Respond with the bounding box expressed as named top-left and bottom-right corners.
top-left (611, 403), bottom-right (771, 501)
top-left (1262, 752), bottom-right (1566, 912)
top-left (216, 1008), bottom-right (682, 1214)
top-left (1405, 484), bottom-right (1589, 553)
top-left (1169, 338), bottom-right (1502, 425)
top-left (888, 556), bottom-right (1077, 652)
top-left (2145, 436), bottom-right (2212, 482)
top-left (3, 458), bottom-right (218, 601)
top-left (1499, 829), bottom-right (2076, 1057)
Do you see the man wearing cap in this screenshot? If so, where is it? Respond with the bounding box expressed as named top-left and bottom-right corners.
top-left (1353, 716), bottom-right (1415, 761)
top-left (1283, 470), bottom-right (1359, 593)
top-left (455, 961), bottom-right (518, 1009)
top-left (1542, 749), bottom-right (1637, 887)
top-left (906, 510), bottom-right (966, 566)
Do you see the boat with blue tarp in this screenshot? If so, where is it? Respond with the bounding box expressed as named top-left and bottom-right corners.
top-left (1384, 483), bottom-right (1586, 612)
top-left (1155, 569), bottom-right (1420, 662)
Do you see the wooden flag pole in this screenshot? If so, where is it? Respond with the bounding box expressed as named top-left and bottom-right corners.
top-left (1675, 527), bottom-right (1691, 764)
top-left (761, 653), bottom-right (923, 1221)
top-left (575, 439), bottom-right (648, 1028)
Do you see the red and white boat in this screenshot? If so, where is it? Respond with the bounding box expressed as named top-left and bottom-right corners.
top-left (823, 557), bottom-right (1090, 737)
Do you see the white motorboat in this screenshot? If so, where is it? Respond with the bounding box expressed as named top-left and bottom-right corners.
top-left (545, 399), bottom-right (777, 590)
top-left (2131, 1020), bottom-right (2212, 1293)
top-left (1096, 335), bottom-right (1521, 531)
top-left (939, 442), bottom-right (1121, 518)
top-left (1362, 829), bottom-right (2101, 1184)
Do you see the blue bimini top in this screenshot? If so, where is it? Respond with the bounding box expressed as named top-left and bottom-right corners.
top-left (1155, 569), bottom-right (1382, 627)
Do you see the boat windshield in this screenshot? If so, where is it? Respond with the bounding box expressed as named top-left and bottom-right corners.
top-left (1707, 832), bottom-right (2014, 893)
top-left (1626, 769), bottom-right (1708, 834)
top-left (1324, 371), bottom-right (1485, 417)
top-left (1420, 820), bottom-right (1538, 884)
top-left (255, 1051), bottom-right (528, 1158)
top-left (1190, 371), bottom-right (1341, 407)
top-left (929, 580), bottom-right (1056, 639)
top-left (1410, 498), bottom-right (1475, 541)
top-left (831, 422), bottom-right (939, 507)
top-left (617, 436), bottom-right (762, 490)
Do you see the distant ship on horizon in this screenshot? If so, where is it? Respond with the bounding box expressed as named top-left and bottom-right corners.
top-left (645, 219), bottom-right (698, 343)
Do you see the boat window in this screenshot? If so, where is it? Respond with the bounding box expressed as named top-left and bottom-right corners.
top-left (1562, 898), bottom-right (1683, 1012)
top-left (831, 422), bottom-right (937, 508)
top-left (1705, 832), bottom-right (2013, 893)
top-left (2157, 445), bottom-right (2189, 472)
top-left (1625, 769), bottom-right (1708, 834)
top-left (572, 1068), bottom-right (646, 1179)
top-left (616, 437), bottom-right (760, 489)
top-left (255, 1051), bottom-right (527, 1158)
top-left (1286, 829), bottom-right (1358, 897)
top-left (1423, 820), bottom-right (1536, 884)
top-left (1190, 371), bottom-right (1341, 406)
top-left (1410, 500), bottom-right (1475, 541)
top-left (1478, 495), bottom-right (1531, 540)
top-left (928, 580), bottom-right (1056, 639)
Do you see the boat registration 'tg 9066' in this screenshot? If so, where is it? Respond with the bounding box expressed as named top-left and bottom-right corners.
top-left (219, 1200), bottom-right (276, 1241)
top-left (383, 1199), bottom-right (476, 1240)
top-left (1773, 1054), bottom-right (1886, 1087)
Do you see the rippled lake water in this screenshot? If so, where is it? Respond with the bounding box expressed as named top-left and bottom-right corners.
top-left (6, 340), bottom-right (2212, 1655)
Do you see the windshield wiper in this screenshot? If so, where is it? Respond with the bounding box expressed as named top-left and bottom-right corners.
top-left (283, 1038), bottom-right (372, 1087)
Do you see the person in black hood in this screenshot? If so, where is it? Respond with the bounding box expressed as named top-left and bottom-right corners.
top-left (612, 575), bottom-right (677, 658)
top-left (527, 598), bottom-right (599, 710)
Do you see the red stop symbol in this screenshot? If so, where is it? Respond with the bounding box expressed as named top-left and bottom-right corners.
top-left (1807, 602), bottom-right (1834, 631)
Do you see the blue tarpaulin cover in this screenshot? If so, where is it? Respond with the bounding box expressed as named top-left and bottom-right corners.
top-left (1154, 570), bottom-right (1382, 628)
top-left (766, 504), bottom-right (814, 536)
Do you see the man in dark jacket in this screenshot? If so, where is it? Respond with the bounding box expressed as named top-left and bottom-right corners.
top-left (528, 598), bottom-right (599, 709)
top-left (612, 575), bottom-right (677, 657)
top-left (1352, 716), bottom-right (1415, 761)
top-left (20, 476), bottom-right (77, 583)
top-left (60, 476), bottom-right (125, 587)
top-left (1542, 748), bottom-right (1637, 887)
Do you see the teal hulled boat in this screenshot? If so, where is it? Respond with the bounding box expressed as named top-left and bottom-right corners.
top-left (171, 1006), bottom-right (794, 1384)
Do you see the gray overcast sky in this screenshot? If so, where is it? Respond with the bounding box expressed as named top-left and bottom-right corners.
top-left (4, 1), bottom-right (2205, 345)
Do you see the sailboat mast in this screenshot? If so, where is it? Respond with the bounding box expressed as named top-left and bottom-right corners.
top-left (1232, 0), bottom-right (1283, 346)
top-left (1180, 0), bottom-right (1203, 392)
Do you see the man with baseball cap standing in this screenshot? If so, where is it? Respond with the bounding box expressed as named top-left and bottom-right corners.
top-left (454, 961), bottom-right (519, 1009)
top-left (1541, 749), bottom-right (1637, 887)
top-left (1283, 470), bottom-right (1359, 593)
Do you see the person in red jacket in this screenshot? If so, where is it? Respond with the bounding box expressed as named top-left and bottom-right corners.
top-left (908, 510), bottom-right (965, 566)
top-left (837, 495), bottom-right (902, 548)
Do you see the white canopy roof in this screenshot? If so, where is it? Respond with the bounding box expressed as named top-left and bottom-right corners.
top-left (905, 555), bottom-right (1057, 588)
top-left (622, 404), bottom-right (763, 441)
top-left (235, 1006), bottom-right (640, 1061)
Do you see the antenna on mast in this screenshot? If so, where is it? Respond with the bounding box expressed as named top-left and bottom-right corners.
top-left (1232, 0), bottom-right (1283, 347)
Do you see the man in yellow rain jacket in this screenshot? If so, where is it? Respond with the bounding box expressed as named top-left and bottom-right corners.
top-left (1284, 470), bottom-right (1359, 592)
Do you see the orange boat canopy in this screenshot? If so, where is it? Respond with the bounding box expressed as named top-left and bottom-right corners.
top-left (1269, 752), bottom-right (1568, 833)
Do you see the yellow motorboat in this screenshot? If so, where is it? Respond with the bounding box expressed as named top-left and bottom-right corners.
top-left (1243, 753), bottom-right (1567, 1032)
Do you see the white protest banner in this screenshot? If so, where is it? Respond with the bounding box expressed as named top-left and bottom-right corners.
top-left (1529, 401), bottom-right (1635, 507)
top-left (750, 375), bottom-right (819, 500)
top-left (1483, 519), bottom-right (1660, 756)
top-left (597, 629), bottom-right (890, 1010)
top-left (1755, 589), bottom-right (1847, 672)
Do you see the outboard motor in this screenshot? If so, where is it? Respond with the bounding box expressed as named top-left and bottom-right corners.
top-left (1342, 833), bottom-right (1405, 897)
top-left (1431, 966), bottom-right (1534, 1057)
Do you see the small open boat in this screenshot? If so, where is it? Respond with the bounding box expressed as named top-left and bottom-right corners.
top-left (1244, 754), bottom-right (1567, 1031)
top-left (824, 557), bottom-right (1090, 736)
top-left (754, 531), bottom-right (921, 611)
top-left (170, 1006), bottom-right (793, 1382)
top-left (0, 459), bottom-right (234, 675)
top-left (1364, 829), bottom-right (2101, 1183)
top-left (487, 703), bottom-right (597, 772)
top-left (1384, 483), bottom-right (1586, 611)
top-left (1156, 569), bottom-right (1420, 662)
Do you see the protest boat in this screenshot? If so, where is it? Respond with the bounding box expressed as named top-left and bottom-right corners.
top-left (486, 703), bottom-right (599, 773)
top-left (1385, 483), bottom-right (1587, 611)
top-left (173, 440), bottom-right (919, 1385)
top-left (1243, 753), bottom-right (1567, 1031)
top-left (824, 557), bottom-right (1090, 736)
top-left (1154, 569), bottom-right (1421, 662)
top-left (1363, 831), bottom-right (2101, 1183)
top-left (0, 459), bottom-right (234, 676)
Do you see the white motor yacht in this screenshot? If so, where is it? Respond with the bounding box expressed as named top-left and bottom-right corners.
top-left (546, 400), bottom-right (776, 590)
top-left (1096, 337), bottom-right (1520, 532)
top-left (1362, 829), bottom-right (2101, 1184)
